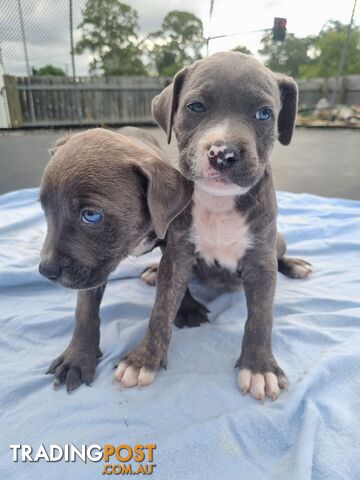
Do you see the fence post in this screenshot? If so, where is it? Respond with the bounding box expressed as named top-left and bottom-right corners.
top-left (69, 0), bottom-right (82, 124)
top-left (340, 77), bottom-right (348, 104)
top-left (0, 52), bottom-right (11, 128)
top-left (17, 0), bottom-right (35, 124)
top-left (3, 75), bottom-right (23, 128)
top-left (322, 77), bottom-right (328, 99)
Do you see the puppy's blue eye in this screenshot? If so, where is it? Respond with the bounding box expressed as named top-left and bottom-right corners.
top-left (81, 210), bottom-right (103, 224)
top-left (256, 108), bottom-right (272, 120)
top-left (187, 102), bottom-right (206, 113)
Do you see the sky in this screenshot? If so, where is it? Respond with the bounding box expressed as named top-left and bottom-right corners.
top-left (0, 0), bottom-right (358, 76)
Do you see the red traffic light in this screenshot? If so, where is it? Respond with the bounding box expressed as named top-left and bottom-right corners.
top-left (273, 17), bottom-right (287, 41)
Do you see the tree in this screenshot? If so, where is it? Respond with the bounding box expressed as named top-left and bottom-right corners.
top-left (161, 11), bottom-right (205, 60)
top-left (149, 44), bottom-right (180, 76)
top-left (233, 45), bottom-right (252, 55)
top-left (258, 20), bottom-right (360, 79)
top-left (147, 11), bottom-right (205, 76)
top-left (75, 0), bottom-right (147, 75)
top-left (299, 20), bottom-right (360, 78)
top-left (33, 65), bottom-right (66, 76)
top-left (101, 45), bottom-right (147, 75)
top-left (258, 32), bottom-right (313, 77)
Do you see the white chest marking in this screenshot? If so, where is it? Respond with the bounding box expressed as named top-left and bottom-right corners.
top-left (191, 186), bottom-right (252, 272)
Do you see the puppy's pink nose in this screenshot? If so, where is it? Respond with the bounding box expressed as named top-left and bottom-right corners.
top-left (207, 142), bottom-right (240, 171)
top-left (207, 142), bottom-right (226, 160)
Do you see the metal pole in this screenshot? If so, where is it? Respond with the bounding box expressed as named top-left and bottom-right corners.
top-left (328, 0), bottom-right (358, 122)
top-left (69, 0), bottom-right (82, 124)
top-left (17, 0), bottom-right (30, 76)
top-left (17, 0), bottom-right (36, 124)
top-left (69, 0), bottom-right (76, 78)
top-left (210, 0), bottom-right (215, 18)
top-left (206, 0), bottom-right (215, 56)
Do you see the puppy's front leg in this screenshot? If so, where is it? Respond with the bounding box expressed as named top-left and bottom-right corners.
top-left (114, 224), bottom-right (194, 388)
top-left (47, 285), bottom-right (105, 391)
top-left (236, 253), bottom-right (287, 401)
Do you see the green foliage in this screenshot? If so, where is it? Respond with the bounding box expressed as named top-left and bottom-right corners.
top-left (300, 20), bottom-right (360, 78)
top-left (101, 46), bottom-right (147, 75)
top-left (161, 10), bottom-right (205, 57)
top-left (258, 32), bottom-right (313, 77)
top-left (147, 11), bottom-right (205, 76)
top-left (148, 43), bottom-right (181, 76)
top-left (75, 0), bottom-right (147, 75)
top-left (232, 45), bottom-right (252, 55)
top-left (259, 20), bottom-right (360, 79)
top-left (76, 1), bottom-right (360, 81)
top-left (34, 65), bottom-right (66, 76)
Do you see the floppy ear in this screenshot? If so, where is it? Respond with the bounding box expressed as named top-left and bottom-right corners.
top-left (134, 158), bottom-right (193, 239)
top-left (49, 135), bottom-right (70, 156)
top-left (151, 67), bottom-right (190, 144)
top-left (276, 75), bottom-right (298, 145)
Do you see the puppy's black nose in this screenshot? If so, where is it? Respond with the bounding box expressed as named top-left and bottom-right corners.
top-left (208, 142), bottom-right (241, 171)
top-left (39, 262), bottom-right (61, 281)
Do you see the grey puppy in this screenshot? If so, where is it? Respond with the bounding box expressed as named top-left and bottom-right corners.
top-left (138, 52), bottom-right (312, 401)
top-left (39, 127), bottom-right (194, 391)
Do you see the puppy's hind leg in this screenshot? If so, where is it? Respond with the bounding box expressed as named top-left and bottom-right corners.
top-left (174, 288), bottom-right (209, 329)
top-left (141, 262), bottom-right (159, 286)
top-left (142, 266), bottom-right (208, 328)
top-left (278, 257), bottom-right (312, 279)
top-left (276, 232), bottom-right (312, 279)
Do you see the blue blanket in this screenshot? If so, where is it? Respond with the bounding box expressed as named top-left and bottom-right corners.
top-left (0, 188), bottom-right (359, 480)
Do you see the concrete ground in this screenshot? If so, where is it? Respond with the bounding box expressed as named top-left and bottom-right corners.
top-left (0, 127), bottom-right (359, 199)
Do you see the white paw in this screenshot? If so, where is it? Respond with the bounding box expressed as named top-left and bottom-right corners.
top-left (113, 361), bottom-right (157, 388)
top-left (290, 259), bottom-right (313, 278)
top-left (292, 263), bottom-right (312, 278)
top-left (140, 264), bottom-right (158, 286)
top-left (237, 368), bottom-right (288, 401)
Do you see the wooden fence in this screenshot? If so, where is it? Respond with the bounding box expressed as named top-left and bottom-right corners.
top-left (298, 75), bottom-right (360, 108)
top-left (3, 75), bottom-right (171, 128)
top-left (3, 74), bottom-right (360, 128)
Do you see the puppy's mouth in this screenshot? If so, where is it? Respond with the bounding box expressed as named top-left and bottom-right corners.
top-left (55, 273), bottom-right (94, 290)
top-left (197, 173), bottom-right (231, 184)
top-left (181, 146), bottom-right (261, 195)
top-left (46, 266), bottom-right (107, 291)
top-left (194, 171), bottom-right (251, 196)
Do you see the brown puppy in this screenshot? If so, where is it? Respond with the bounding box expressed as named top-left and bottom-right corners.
top-left (39, 127), bottom-right (193, 391)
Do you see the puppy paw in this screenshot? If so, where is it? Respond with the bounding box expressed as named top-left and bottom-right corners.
top-left (140, 263), bottom-right (159, 286)
top-left (113, 343), bottom-right (164, 388)
top-left (47, 345), bottom-right (102, 392)
top-left (278, 256), bottom-right (312, 279)
top-left (174, 299), bottom-right (209, 329)
top-left (236, 352), bottom-right (287, 401)
top-left (237, 369), bottom-right (287, 401)
top-left (114, 362), bottom-right (157, 388)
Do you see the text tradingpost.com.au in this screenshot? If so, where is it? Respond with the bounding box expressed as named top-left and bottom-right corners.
top-left (10, 443), bottom-right (157, 476)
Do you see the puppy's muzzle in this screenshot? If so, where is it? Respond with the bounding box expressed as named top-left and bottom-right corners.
top-left (207, 141), bottom-right (242, 172)
top-left (39, 254), bottom-right (74, 283)
top-left (39, 261), bottom-right (61, 282)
